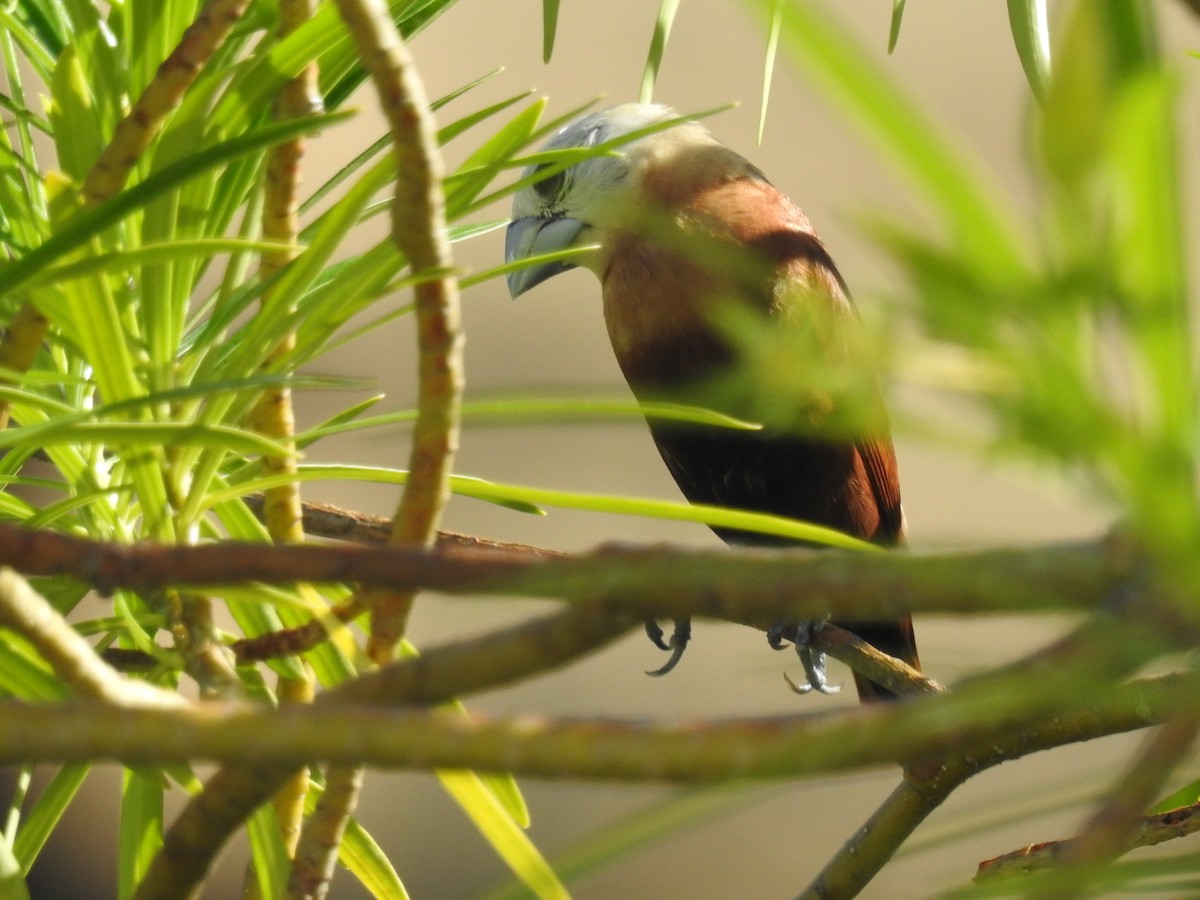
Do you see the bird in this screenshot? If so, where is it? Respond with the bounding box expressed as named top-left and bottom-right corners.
top-left (504, 103), bottom-right (918, 700)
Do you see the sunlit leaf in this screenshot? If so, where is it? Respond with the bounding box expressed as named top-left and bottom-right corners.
top-left (1006, 0), bottom-right (1052, 102)
top-left (215, 464), bottom-right (877, 549)
top-left (640, 0), bottom-right (681, 104)
top-left (0, 110), bottom-right (352, 297)
top-left (541, 0), bottom-right (561, 63)
top-left (481, 787), bottom-right (765, 900)
top-left (12, 766), bottom-right (89, 876)
top-left (757, 0), bottom-right (785, 142)
top-left (117, 769), bottom-right (162, 900)
top-left (439, 771), bottom-right (567, 900)
top-left (888, 0), bottom-right (906, 53)
top-left (245, 803), bottom-right (289, 900)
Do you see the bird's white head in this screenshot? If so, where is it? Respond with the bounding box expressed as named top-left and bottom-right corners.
top-left (505, 103), bottom-right (717, 298)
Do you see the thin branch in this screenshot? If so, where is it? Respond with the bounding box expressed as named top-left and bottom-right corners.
top-left (272, 675), bottom-right (315, 872)
top-left (333, 601), bottom-right (635, 706)
top-left (799, 615), bottom-right (1178, 898)
top-left (0, 670), bottom-right (1183, 775)
top-left (170, 593), bottom-right (240, 696)
top-left (329, 0), bottom-right (463, 663)
top-left (800, 712), bottom-right (1196, 898)
top-left (248, 0), bottom-right (323, 873)
top-left (134, 601), bottom-right (630, 899)
top-left (1053, 715), bottom-right (1200, 894)
top-left (0, 568), bottom-right (184, 709)
top-left (244, 494), bottom-right (565, 557)
top-left (801, 764), bottom-right (958, 899)
top-left (976, 801), bottom-right (1200, 881)
top-left (0, 522), bottom-right (1139, 624)
top-left (231, 596), bottom-right (364, 664)
top-left (286, 765), bottom-right (362, 900)
top-left (814, 623), bottom-right (944, 697)
top-left (135, 763), bottom-right (294, 900)
top-left (244, 495), bottom-right (397, 544)
top-left (287, 3), bottom-right (461, 890)
top-left (81, 0), bottom-right (253, 205)
top-left (250, 0), bottom-right (320, 548)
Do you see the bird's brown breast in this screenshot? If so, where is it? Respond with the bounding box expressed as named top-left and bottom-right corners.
top-left (596, 170), bottom-right (904, 547)
top-left (599, 173), bottom-right (849, 392)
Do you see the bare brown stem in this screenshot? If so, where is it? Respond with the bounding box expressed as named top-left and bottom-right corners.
top-left (976, 801), bottom-right (1200, 880)
top-left (0, 669), bottom-right (1184, 775)
top-left (246, 0), bottom-right (323, 872)
top-left (0, 523), bottom-right (1137, 624)
top-left (131, 601), bottom-right (630, 899)
top-left (286, 765), bottom-right (363, 900)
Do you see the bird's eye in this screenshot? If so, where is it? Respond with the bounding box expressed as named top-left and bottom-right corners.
top-left (532, 165), bottom-right (568, 204)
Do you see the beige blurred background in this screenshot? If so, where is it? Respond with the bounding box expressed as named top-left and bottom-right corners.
top-left (28, 2), bottom-right (1200, 897)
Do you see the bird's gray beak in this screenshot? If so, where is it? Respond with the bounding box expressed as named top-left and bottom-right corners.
top-left (505, 215), bottom-right (586, 298)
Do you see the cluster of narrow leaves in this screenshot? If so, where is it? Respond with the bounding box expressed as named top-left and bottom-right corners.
top-left (0, 0), bottom-right (629, 895)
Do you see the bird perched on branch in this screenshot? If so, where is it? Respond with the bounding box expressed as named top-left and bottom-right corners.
top-left (505, 103), bottom-right (917, 700)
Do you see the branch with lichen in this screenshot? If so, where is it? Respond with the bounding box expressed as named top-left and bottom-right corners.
top-left (328, 0), bottom-right (464, 664)
top-left (0, 521), bottom-right (1160, 626)
top-left (292, 0), bottom-right (462, 891)
top-left (246, 0), bottom-right (324, 872)
top-left (0, 667), bottom-right (1185, 775)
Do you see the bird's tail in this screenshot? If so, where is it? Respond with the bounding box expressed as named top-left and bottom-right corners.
top-left (840, 616), bottom-right (920, 704)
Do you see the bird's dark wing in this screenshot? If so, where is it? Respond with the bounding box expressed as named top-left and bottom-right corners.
top-left (647, 422), bottom-right (919, 700)
top-left (603, 167), bottom-right (919, 699)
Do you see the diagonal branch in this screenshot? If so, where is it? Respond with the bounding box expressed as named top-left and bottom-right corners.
top-left (130, 601), bottom-right (630, 900)
top-left (0, 568), bottom-right (184, 709)
top-left (797, 613), bottom-right (1187, 898)
top-left (976, 801), bottom-right (1200, 881)
top-left (1048, 715), bottom-right (1200, 897)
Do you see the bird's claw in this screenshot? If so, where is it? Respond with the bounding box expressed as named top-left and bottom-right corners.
top-left (766, 621), bottom-right (790, 651)
top-left (770, 620), bottom-right (841, 696)
top-left (644, 618), bottom-right (691, 676)
top-left (645, 619), bottom-right (671, 651)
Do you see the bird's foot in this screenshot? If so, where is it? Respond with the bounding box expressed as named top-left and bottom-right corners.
top-left (644, 618), bottom-right (692, 676)
top-left (767, 620), bottom-right (841, 695)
